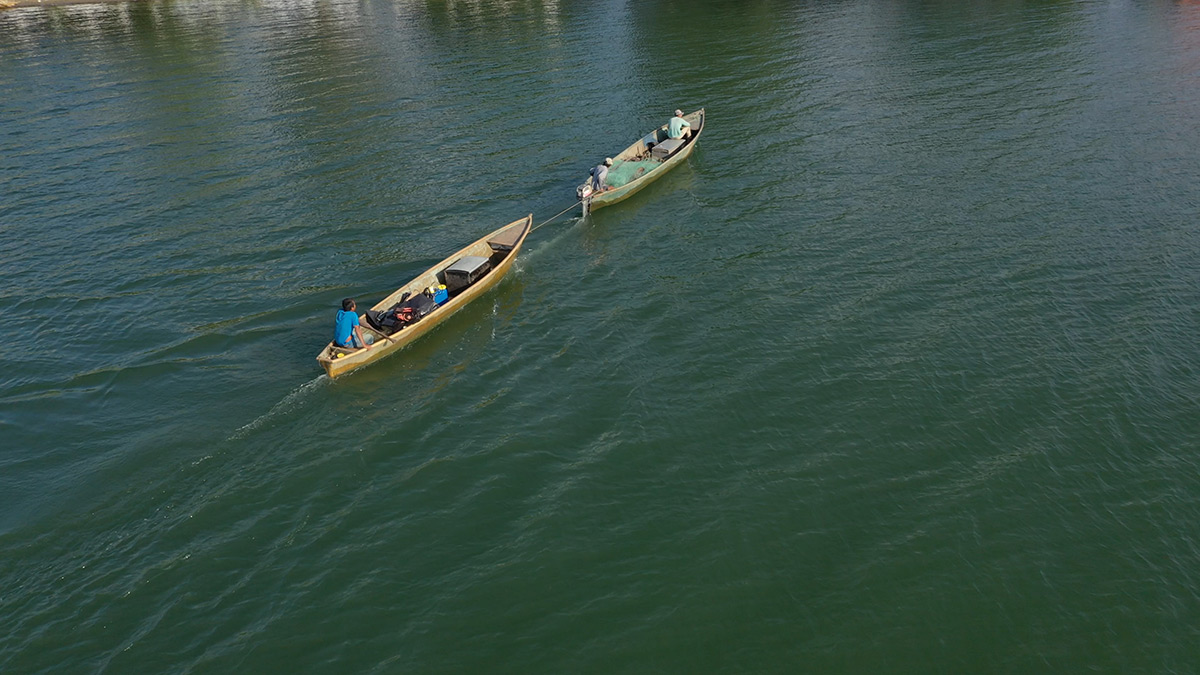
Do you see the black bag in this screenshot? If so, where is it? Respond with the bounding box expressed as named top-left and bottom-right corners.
top-left (364, 291), bottom-right (439, 335)
top-left (402, 292), bottom-right (438, 320)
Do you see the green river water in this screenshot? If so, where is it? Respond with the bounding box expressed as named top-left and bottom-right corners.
top-left (2, 0), bottom-right (1200, 672)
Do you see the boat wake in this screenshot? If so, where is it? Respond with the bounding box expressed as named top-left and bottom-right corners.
top-left (229, 375), bottom-right (329, 440)
top-left (524, 215), bottom-right (583, 261)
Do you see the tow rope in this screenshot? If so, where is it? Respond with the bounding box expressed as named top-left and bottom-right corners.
top-left (531, 200), bottom-right (585, 233)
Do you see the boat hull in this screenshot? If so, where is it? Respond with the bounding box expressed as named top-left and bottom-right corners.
top-left (316, 215), bottom-right (532, 378)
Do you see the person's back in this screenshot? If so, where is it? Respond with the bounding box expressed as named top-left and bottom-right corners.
top-left (668, 109), bottom-right (691, 140)
top-left (334, 308), bottom-right (358, 347)
top-left (334, 298), bottom-right (371, 349)
top-left (591, 157), bottom-right (613, 191)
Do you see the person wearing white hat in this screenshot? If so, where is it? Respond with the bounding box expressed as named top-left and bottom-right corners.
top-left (668, 109), bottom-right (692, 140)
top-left (590, 157), bottom-right (614, 192)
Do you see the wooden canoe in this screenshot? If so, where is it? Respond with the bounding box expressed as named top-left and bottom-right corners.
top-left (578, 108), bottom-right (705, 213)
top-left (316, 214), bottom-right (532, 378)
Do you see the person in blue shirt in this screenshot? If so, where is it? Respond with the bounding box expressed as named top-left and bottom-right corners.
top-left (334, 298), bottom-right (372, 350)
top-left (668, 109), bottom-right (692, 140)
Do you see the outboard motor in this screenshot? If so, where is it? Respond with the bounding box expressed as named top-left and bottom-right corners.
top-left (576, 182), bottom-right (593, 215)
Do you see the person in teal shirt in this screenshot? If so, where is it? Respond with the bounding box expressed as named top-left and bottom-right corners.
top-left (334, 298), bottom-right (372, 350)
top-left (668, 109), bottom-right (691, 140)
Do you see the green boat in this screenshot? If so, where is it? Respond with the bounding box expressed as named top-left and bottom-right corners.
top-left (577, 108), bottom-right (705, 214)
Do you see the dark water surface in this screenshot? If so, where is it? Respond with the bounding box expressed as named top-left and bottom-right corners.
top-left (3, 0), bottom-right (1200, 671)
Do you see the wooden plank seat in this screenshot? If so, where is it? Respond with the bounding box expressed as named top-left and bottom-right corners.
top-left (487, 226), bottom-right (524, 251)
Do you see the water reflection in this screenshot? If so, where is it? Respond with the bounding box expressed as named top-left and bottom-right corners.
top-left (418, 0), bottom-right (564, 30)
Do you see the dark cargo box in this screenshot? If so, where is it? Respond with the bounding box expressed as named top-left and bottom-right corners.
top-left (444, 256), bottom-right (491, 292)
top-left (651, 137), bottom-right (685, 160)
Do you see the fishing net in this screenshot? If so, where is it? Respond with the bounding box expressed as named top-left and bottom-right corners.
top-left (605, 160), bottom-right (661, 188)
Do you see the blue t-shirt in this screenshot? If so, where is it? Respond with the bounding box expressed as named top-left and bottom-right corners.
top-left (334, 309), bottom-right (360, 346)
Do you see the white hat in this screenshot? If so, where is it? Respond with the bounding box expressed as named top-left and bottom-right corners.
top-left (604, 157), bottom-right (613, 166)
top-left (674, 109), bottom-right (684, 116)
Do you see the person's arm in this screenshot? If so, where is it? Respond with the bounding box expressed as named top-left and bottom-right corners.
top-left (355, 316), bottom-right (372, 349)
